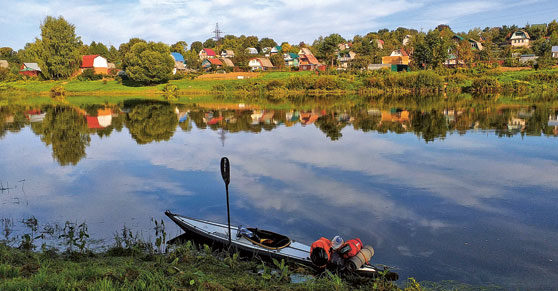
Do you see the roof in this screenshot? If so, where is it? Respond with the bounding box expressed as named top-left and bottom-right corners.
top-left (288, 53), bottom-right (299, 59)
top-left (299, 48), bottom-right (313, 56)
top-left (22, 63), bottom-right (41, 71)
top-left (222, 58), bottom-right (234, 67)
top-left (222, 49), bottom-right (234, 56)
top-left (305, 54), bottom-right (321, 65)
top-left (0, 60), bottom-right (8, 68)
top-left (170, 52), bottom-right (184, 62)
top-left (207, 58), bottom-right (223, 65)
top-left (258, 58), bottom-right (273, 67)
top-left (81, 55), bottom-right (100, 68)
top-left (246, 47), bottom-right (258, 54)
top-left (202, 48), bottom-right (216, 56)
top-left (552, 46), bottom-right (558, 53)
top-left (511, 30), bottom-right (530, 40)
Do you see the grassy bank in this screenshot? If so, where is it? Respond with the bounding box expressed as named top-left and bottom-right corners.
top-left (0, 241), bottom-right (421, 291)
top-left (2, 68), bottom-right (558, 98)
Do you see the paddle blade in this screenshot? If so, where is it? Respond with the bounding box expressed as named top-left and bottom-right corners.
top-left (220, 157), bottom-right (230, 185)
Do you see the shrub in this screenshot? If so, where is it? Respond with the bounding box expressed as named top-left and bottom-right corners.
top-left (265, 80), bottom-right (285, 90)
top-left (471, 77), bottom-right (501, 93)
top-left (312, 76), bottom-right (341, 90)
top-left (285, 76), bottom-right (307, 90)
top-left (50, 84), bottom-right (66, 98)
top-left (77, 69), bottom-right (103, 81)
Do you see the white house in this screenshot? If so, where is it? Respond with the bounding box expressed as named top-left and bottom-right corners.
top-left (510, 30), bottom-right (530, 47)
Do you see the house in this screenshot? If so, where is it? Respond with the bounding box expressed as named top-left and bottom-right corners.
top-left (552, 46), bottom-right (558, 58)
top-left (202, 58), bottom-right (223, 70)
top-left (270, 46), bottom-right (282, 55)
top-left (221, 58), bottom-right (234, 67)
top-left (199, 48), bottom-right (217, 59)
top-left (338, 43), bottom-right (351, 51)
top-left (221, 49), bottom-right (235, 58)
top-left (170, 52), bottom-right (187, 74)
top-left (248, 58), bottom-right (273, 71)
top-left (246, 47), bottom-right (258, 55)
top-left (81, 55), bottom-right (109, 74)
top-left (373, 39), bottom-right (384, 49)
top-left (444, 54), bottom-right (465, 67)
top-left (298, 48), bottom-right (325, 71)
top-left (509, 30), bottom-right (530, 47)
top-left (0, 60), bottom-right (8, 69)
top-left (518, 54), bottom-right (538, 64)
top-left (87, 108), bottom-right (112, 129)
top-left (402, 35), bottom-right (411, 46)
top-left (453, 35), bottom-right (483, 50)
top-left (284, 53), bottom-right (299, 67)
top-left (337, 51), bottom-right (356, 69)
top-left (19, 63), bottom-right (41, 77)
top-left (382, 49), bottom-right (409, 65)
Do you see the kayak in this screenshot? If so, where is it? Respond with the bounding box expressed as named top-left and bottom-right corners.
top-left (165, 210), bottom-right (398, 280)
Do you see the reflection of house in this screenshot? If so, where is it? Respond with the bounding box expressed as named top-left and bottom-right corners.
top-left (81, 55), bottom-right (109, 74)
top-left (248, 58), bottom-right (273, 71)
top-left (87, 108), bottom-right (112, 129)
top-left (507, 117), bottom-right (525, 132)
top-left (4, 115), bottom-right (14, 123)
top-left (19, 63), bottom-right (41, 77)
top-left (380, 110), bottom-right (410, 129)
top-left (299, 110), bottom-right (324, 125)
top-left (549, 114), bottom-right (558, 126)
top-left (509, 30), bottom-right (530, 47)
top-left (25, 109), bottom-right (45, 122)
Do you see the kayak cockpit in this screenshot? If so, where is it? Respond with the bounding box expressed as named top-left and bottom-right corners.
top-left (241, 228), bottom-right (291, 250)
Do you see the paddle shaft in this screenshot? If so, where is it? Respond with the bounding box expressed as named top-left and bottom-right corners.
top-left (225, 183), bottom-right (231, 245)
top-left (220, 157), bottom-right (232, 246)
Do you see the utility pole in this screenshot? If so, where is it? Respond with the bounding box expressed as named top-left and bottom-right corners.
top-left (213, 23), bottom-right (223, 41)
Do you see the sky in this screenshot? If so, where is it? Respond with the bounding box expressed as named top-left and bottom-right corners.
top-left (1, 0), bottom-right (558, 50)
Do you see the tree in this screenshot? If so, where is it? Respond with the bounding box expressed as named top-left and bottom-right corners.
top-left (170, 41), bottom-right (188, 54)
top-left (190, 41), bottom-right (203, 53)
top-left (87, 41), bottom-right (109, 56)
top-left (25, 16), bottom-right (83, 79)
top-left (456, 40), bottom-right (474, 66)
top-left (203, 38), bottom-right (216, 48)
top-left (118, 38), bottom-right (146, 59)
top-left (106, 45), bottom-right (120, 65)
top-left (122, 41), bottom-right (174, 85)
top-left (411, 30), bottom-right (451, 69)
top-left (270, 53), bottom-right (284, 68)
top-left (257, 37), bottom-right (277, 51)
top-left (316, 33), bottom-right (345, 66)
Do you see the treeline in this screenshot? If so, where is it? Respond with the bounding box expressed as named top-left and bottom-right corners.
top-left (1, 16), bottom-right (558, 85)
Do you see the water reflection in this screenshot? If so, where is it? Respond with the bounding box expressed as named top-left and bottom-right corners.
top-left (1, 99), bottom-right (558, 289)
top-left (1, 101), bottom-right (557, 166)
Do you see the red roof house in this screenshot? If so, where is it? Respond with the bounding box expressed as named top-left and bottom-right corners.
top-left (199, 48), bottom-right (217, 59)
top-left (80, 55), bottom-right (109, 74)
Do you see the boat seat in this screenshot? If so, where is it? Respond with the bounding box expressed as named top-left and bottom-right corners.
top-left (243, 228), bottom-right (291, 250)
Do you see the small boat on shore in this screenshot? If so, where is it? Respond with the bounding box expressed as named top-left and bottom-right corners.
top-left (165, 210), bottom-right (398, 280)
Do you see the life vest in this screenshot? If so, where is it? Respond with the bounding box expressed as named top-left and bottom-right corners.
top-left (339, 238), bottom-right (363, 259)
top-left (310, 237), bottom-right (332, 267)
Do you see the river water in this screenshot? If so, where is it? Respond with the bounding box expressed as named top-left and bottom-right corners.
top-left (1, 99), bottom-right (557, 289)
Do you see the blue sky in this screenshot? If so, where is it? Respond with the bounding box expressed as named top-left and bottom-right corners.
top-left (1, 0), bottom-right (557, 50)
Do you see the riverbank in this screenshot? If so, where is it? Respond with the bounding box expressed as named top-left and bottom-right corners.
top-left (0, 241), bottom-right (420, 290)
top-left (1, 68), bottom-right (558, 98)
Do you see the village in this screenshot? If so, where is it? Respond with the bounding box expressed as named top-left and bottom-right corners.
top-left (1, 21), bottom-right (558, 83)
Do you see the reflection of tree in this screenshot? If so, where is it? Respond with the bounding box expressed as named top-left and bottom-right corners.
top-left (31, 106), bottom-right (90, 166)
top-left (315, 114), bottom-right (346, 141)
top-left (0, 107), bottom-right (27, 139)
top-left (410, 110), bottom-right (448, 142)
top-left (125, 103), bottom-right (177, 144)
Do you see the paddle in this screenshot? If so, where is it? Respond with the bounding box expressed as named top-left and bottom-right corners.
top-left (220, 157), bottom-right (232, 246)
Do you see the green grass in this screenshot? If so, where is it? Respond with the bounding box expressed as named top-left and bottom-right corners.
top-left (0, 243), bottom-right (418, 291)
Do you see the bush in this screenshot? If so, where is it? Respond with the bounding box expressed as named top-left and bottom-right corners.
top-left (265, 80), bottom-right (285, 90)
top-left (285, 76), bottom-right (307, 90)
top-left (312, 76), bottom-right (342, 90)
top-left (77, 69), bottom-right (103, 81)
top-left (50, 85), bottom-right (66, 98)
top-left (471, 77), bottom-right (501, 93)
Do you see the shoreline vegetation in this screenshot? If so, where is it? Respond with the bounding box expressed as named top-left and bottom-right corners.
top-left (2, 68), bottom-right (558, 99)
top-left (0, 218), bottom-right (416, 291)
